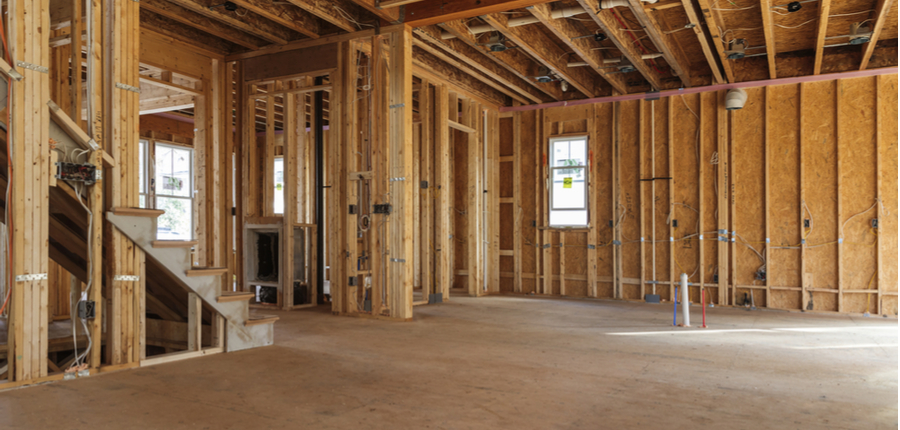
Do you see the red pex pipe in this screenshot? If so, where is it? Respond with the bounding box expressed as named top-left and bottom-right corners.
top-left (701, 288), bottom-right (707, 328)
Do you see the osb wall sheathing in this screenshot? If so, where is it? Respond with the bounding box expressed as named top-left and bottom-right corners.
top-left (802, 80), bottom-right (839, 312)
top-left (671, 95), bottom-right (702, 303)
top-left (879, 75), bottom-right (898, 315)
top-left (700, 93), bottom-right (720, 305)
top-left (497, 73), bottom-right (898, 316)
top-left (839, 77), bottom-right (878, 314)
top-left (452, 128), bottom-right (468, 290)
top-left (767, 84), bottom-right (801, 309)
top-left (731, 87), bottom-right (769, 307)
top-left (619, 101), bottom-right (642, 301)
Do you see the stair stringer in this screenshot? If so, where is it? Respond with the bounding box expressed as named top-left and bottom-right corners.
top-left (107, 211), bottom-right (273, 352)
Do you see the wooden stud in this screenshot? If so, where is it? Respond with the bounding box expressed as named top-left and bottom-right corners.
top-left (759, 0), bottom-right (778, 78)
top-left (859, 0), bottom-right (895, 70)
top-left (812, 0), bottom-right (832, 75)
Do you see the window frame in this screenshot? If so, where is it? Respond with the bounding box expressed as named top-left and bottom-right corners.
top-left (548, 135), bottom-right (590, 228)
top-left (139, 140), bottom-right (195, 240)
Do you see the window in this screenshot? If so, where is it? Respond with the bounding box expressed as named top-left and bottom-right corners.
top-left (155, 144), bottom-right (194, 240)
top-left (273, 157), bottom-right (284, 215)
top-left (139, 140), bottom-right (148, 208)
top-left (549, 136), bottom-right (588, 227)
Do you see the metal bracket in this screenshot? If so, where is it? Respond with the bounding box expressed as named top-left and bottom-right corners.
top-left (640, 237), bottom-right (645, 242)
top-left (16, 61), bottom-right (48, 74)
top-left (390, 258), bottom-right (406, 263)
top-left (87, 139), bottom-right (100, 151)
top-left (669, 237), bottom-right (674, 242)
top-left (718, 229), bottom-right (726, 234)
top-left (16, 273), bottom-right (47, 282)
top-left (114, 275), bottom-right (140, 282)
top-left (389, 103), bottom-right (406, 109)
top-left (542, 244), bottom-right (551, 249)
top-left (699, 235), bottom-right (704, 240)
top-left (838, 238), bottom-right (843, 244)
top-left (115, 82), bottom-right (141, 93)
top-left (612, 240), bottom-right (621, 246)
top-left (94, 169), bottom-right (103, 182)
top-left (389, 177), bottom-right (406, 182)
top-left (765, 238), bottom-right (770, 243)
top-left (587, 244), bottom-right (596, 249)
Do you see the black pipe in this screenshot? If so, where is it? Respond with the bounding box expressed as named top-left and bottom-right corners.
top-left (315, 76), bottom-right (325, 304)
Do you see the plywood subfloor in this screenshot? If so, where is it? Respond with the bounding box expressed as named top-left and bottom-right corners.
top-left (0, 297), bottom-right (896, 429)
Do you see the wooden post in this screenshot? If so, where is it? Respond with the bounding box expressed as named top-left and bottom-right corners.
top-left (698, 95), bottom-right (706, 303)
top-left (668, 97), bottom-right (675, 301)
top-left (386, 25), bottom-right (414, 319)
top-left (8, 0), bottom-right (51, 380)
top-left (717, 91), bottom-right (729, 306)
top-left (489, 109), bottom-right (500, 294)
top-left (436, 84), bottom-right (451, 302)
top-left (87, 0), bottom-right (104, 369)
top-left (638, 101), bottom-right (646, 299)
top-left (587, 105), bottom-right (599, 298)
top-left (513, 112), bottom-right (523, 293)
top-left (338, 41), bottom-right (357, 314)
top-left (420, 79), bottom-right (433, 299)
top-left (187, 293), bottom-right (201, 351)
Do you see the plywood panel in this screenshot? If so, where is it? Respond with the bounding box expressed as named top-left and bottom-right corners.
top-left (802, 80), bottom-right (839, 312)
top-left (878, 74), bottom-right (898, 316)
top-left (768, 84), bottom-right (802, 311)
top-left (731, 88), bottom-right (766, 288)
top-left (838, 77), bottom-right (878, 314)
top-left (619, 100), bottom-right (642, 300)
top-left (700, 92), bottom-right (720, 304)
top-left (671, 95), bottom-right (703, 303)
top-left (596, 103), bottom-right (614, 281)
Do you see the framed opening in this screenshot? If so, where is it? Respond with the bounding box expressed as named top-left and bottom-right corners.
top-left (548, 136), bottom-right (589, 227)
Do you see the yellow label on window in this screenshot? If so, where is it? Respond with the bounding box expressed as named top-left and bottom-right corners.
top-left (563, 177), bottom-right (573, 188)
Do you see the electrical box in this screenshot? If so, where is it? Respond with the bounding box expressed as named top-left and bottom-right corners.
top-left (55, 162), bottom-right (98, 185)
top-left (349, 204), bottom-right (358, 215)
top-left (374, 204), bottom-right (392, 215)
top-left (77, 300), bottom-right (96, 319)
top-left (872, 218), bottom-right (879, 229)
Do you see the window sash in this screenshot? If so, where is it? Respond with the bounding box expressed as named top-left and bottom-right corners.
top-left (548, 136), bottom-right (589, 221)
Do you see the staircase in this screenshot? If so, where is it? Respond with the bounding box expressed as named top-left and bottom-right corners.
top-left (107, 208), bottom-right (276, 352)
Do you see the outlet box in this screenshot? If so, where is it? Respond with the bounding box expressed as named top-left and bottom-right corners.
top-left (804, 219), bottom-right (811, 228)
top-left (872, 218), bottom-right (879, 229)
top-left (672, 219), bottom-right (678, 228)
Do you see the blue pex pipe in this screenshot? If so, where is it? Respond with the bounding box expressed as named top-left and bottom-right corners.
top-left (673, 287), bottom-right (678, 326)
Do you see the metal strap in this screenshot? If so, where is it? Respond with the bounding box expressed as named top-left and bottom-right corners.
top-left (390, 258), bottom-right (406, 263)
top-left (16, 273), bottom-right (47, 282)
top-left (389, 103), bottom-right (405, 109)
top-left (389, 177), bottom-right (406, 182)
top-left (115, 82), bottom-right (141, 93)
top-left (114, 275), bottom-right (140, 282)
top-left (16, 61), bottom-right (48, 74)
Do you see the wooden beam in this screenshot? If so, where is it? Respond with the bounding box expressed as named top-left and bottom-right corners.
top-left (436, 85), bottom-right (451, 302)
top-left (413, 36), bottom-right (530, 105)
top-left (404, 0), bottom-right (552, 27)
top-left (138, 10), bottom-right (233, 56)
top-left (379, 0), bottom-right (424, 8)
top-left (139, 75), bottom-right (202, 96)
top-left (228, 0), bottom-right (320, 39)
top-left (812, 0), bottom-right (832, 74)
top-left (347, 0), bottom-right (400, 23)
top-left (859, 0), bottom-right (896, 70)
top-left (163, 0), bottom-right (296, 45)
top-left (226, 28), bottom-right (376, 62)
top-left (573, 0), bottom-right (665, 90)
top-left (9, 0), bottom-right (52, 382)
top-left (527, 3), bottom-right (629, 95)
top-left (694, 0), bottom-right (735, 82)
top-left (759, 0), bottom-right (778, 78)
top-left (187, 293), bottom-right (202, 351)
top-left (679, 0), bottom-right (724, 84)
top-left (626, 0), bottom-right (692, 87)
top-left (140, 0), bottom-right (265, 50)
top-left (283, 0), bottom-right (367, 33)
top-left (416, 26), bottom-right (546, 104)
top-left (480, 13), bottom-right (599, 98)
top-left (438, 20), bottom-right (563, 101)
top-left (412, 50), bottom-right (508, 109)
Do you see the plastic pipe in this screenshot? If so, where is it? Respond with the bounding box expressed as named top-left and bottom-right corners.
top-left (673, 286), bottom-right (678, 326)
top-left (681, 273), bottom-right (689, 327)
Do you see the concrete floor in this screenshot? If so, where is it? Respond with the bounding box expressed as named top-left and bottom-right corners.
top-left (0, 295), bottom-right (897, 429)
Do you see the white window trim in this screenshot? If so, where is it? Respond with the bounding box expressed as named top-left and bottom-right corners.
top-left (548, 135), bottom-right (589, 227)
top-left (153, 142), bottom-right (195, 241)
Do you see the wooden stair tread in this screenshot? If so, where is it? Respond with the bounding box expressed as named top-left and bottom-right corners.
top-left (217, 291), bottom-right (255, 303)
top-left (245, 315), bottom-right (279, 327)
top-left (111, 207), bottom-right (165, 218)
top-left (185, 267), bottom-right (228, 277)
top-left (151, 240), bottom-right (198, 248)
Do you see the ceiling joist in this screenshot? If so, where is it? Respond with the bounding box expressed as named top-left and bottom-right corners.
top-left (626, 0), bottom-right (692, 87)
top-left (860, 0), bottom-right (896, 70)
top-left (527, 3), bottom-right (630, 95)
top-left (140, 0), bottom-right (267, 50)
top-left (480, 12), bottom-right (600, 98)
top-left (163, 0), bottom-right (295, 45)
